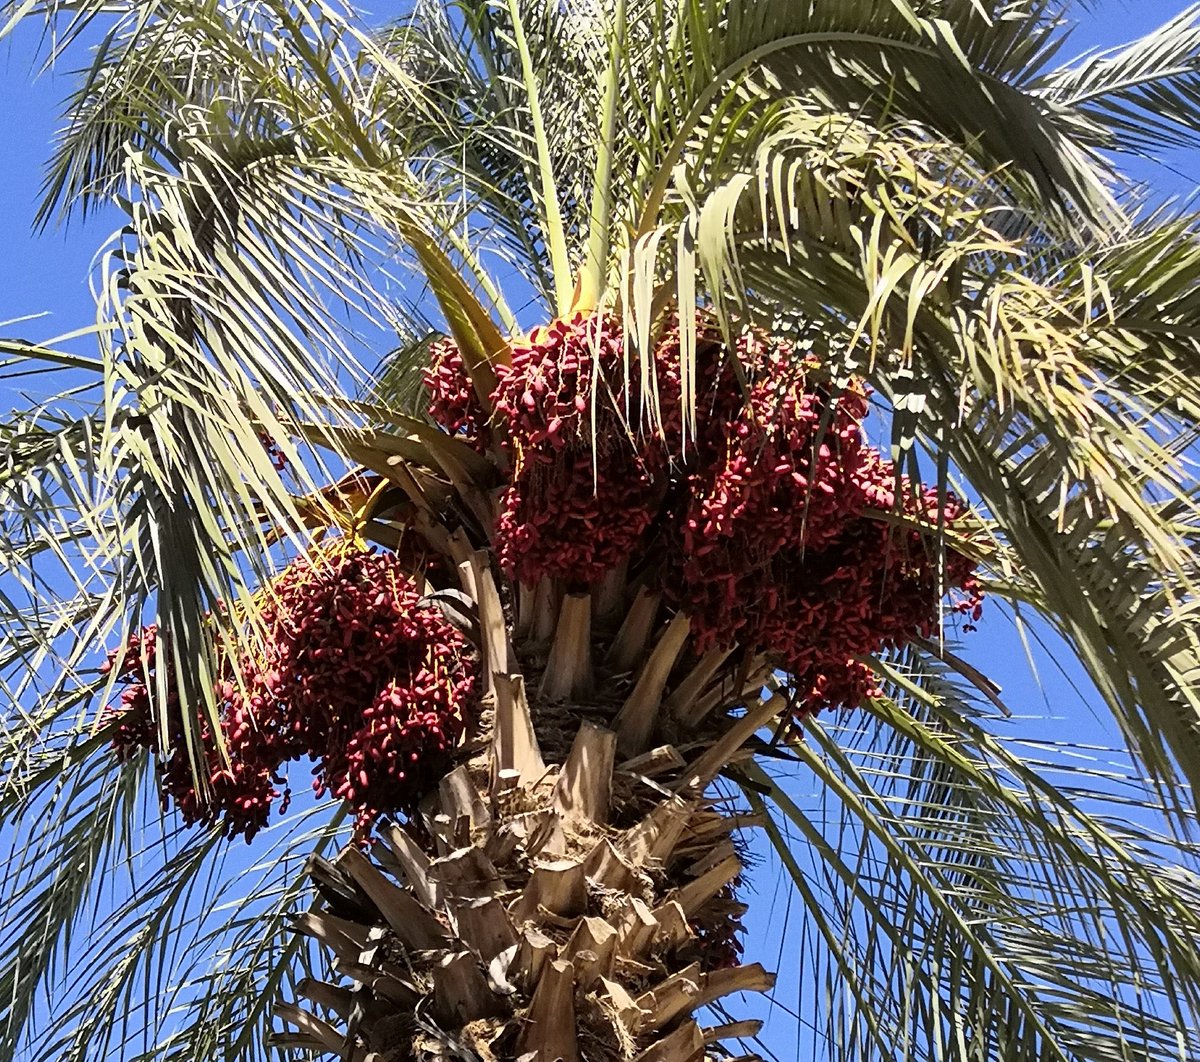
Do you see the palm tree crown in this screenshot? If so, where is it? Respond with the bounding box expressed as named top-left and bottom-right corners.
top-left (4, 1), bottom-right (1200, 1061)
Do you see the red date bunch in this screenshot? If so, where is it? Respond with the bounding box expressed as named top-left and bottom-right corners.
top-left (746, 470), bottom-right (983, 711)
top-left (660, 323), bottom-right (872, 646)
top-left (257, 431), bottom-right (289, 471)
top-left (424, 336), bottom-right (488, 445)
top-left (245, 539), bottom-right (477, 832)
top-left (488, 313), bottom-right (675, 584)
top-left (100, 540), bottom-right (478, 840)
top-left (426, 310), bottom-right (982, 715)
top-left (658, 326), bottom-right (983, 711)
top-left (690, 878), bottom-right (746, 972)
top-left (98, 624), bottom-right (173, 760)
top-left (99, 626), bottom-right (279, 837)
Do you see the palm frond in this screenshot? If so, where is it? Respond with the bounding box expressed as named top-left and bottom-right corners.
top-left (0, 745), bottom-right (147, 1058)
top-left (0, 715), bottom-right (350, 1062)
top-left (613, 0), bottom-right (1122, 251)
top-left (2, 0), bottom-right (525, 766)
top-left (371, 0), bottom-right (610, 312)
top-left (743, 649), bottom-right (1200, 1061)
top-left (1037, 5), bottom-right (1200, 152)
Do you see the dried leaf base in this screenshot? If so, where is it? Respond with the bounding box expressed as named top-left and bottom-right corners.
top-left (277, 568), bottom-right (777, 1062)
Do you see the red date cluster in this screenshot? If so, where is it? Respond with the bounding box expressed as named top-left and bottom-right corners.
top-left (489, 313), bottom-right (671, 585)
top-left (746, 473), bottom-right (983, 710)
top-left (424, 337), bottom-right (488, 445)
top-left (660, 328), bottom-right (982, 710)
top-left (257, 432), bottom-right (288, 471)
top-left (101, 541), bottom-right (477, 839)
top-left (101, 624), bottom-right (283, 838)
top-left (426, 311), bottom-right (982, 714)
top-left (99, 624), bottom-right (172, 760)
top-left (664, 325), bottom-right (872, 649)
top-left (691, 879), bottom-right (746, 972)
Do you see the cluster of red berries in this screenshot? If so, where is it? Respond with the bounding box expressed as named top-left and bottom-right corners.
top-left (425, 311), bottom-right (982, 714)
top-left (101, 541), bottom-right (477, 839)
top-left (658, 328), bottom-right (982, 708)
top-left (257, 431), bottom-right (289, 471)
top-left (690, 879), bottom-right (746, 972)
top-left (428, 317), bottom-right (673, 583)
top-left (747, 478), bottom-right (982, 709)
top-left (424, 338), bottom-right (488, 445)
top-left (101, 624), bottom-right (281, 835)
top-left (99, 624), bottom-right (173, 759)
top-left (489, 314), bottom-right (672, 584)
top-left (661, 325), bottom-right (870, 646)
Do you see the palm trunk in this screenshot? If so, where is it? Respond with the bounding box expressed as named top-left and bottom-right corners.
top-left (276, 557), bottom-right (777, 1062)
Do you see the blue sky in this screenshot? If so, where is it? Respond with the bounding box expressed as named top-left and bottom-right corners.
top-left (3, 2), bottom-right (1200, 1060)
top-left (1, 30), bottom-right (102, 333)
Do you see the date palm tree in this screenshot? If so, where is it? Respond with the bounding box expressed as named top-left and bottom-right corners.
top-left (6, 1), bottom-right (1200, 1060)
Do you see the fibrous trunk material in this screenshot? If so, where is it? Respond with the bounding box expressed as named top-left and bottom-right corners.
top-left (277, 560), bottom-right (777, 1062)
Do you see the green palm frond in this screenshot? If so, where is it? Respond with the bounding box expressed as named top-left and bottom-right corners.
top-left (126, 809), bottom-right (348, 1062)
top-left (0, 727), bottom-right (349, 1062)
top-left (611, 0), bottom-right (1123, 249)
top-left (744, 649), bottom-right (1200, 1061)
top-left (2, 0), bottom-right (524, 766)
top-left (0, 744), bottom-right (147, 1059)
top-left (371, 0), bottom-right (609, 310)
top-left (1036, 4), bottom-right (1200, 152)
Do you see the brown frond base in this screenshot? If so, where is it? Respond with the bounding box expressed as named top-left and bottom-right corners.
top-left (277, 567), bottom-right (777, 1062)
top-left (279, 766), bottom-right (769, 1061)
